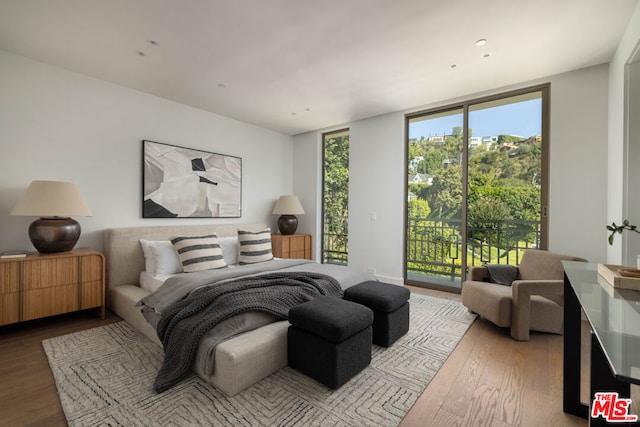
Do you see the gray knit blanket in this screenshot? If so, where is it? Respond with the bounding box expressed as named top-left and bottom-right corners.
top-left (154, 271), bottom-right (343, 393)
top-left (484, 264), bottom-right (519, 286)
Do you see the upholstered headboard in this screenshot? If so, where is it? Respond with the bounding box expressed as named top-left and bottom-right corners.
top-left (103, 223), bottom-right (268, 292)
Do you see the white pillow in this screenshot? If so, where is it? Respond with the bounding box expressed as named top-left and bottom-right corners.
top-left (238, 228), bottom-right (273, 265)
top-left (139, 271), bottom-right (174, 293)
top-left (171, 234), bottom-right (227, 272)
top-left (149, 240), bottom-right (183, 275)
top-left (139, 239), bottom-right (156, 273)
top-left (218, 236), bottom-right (239, 265)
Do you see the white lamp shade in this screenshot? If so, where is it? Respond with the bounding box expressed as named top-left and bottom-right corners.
top-left (10, 180), bottom-right (93, 217)
top-left (272, 195), bottom-right (305, 215)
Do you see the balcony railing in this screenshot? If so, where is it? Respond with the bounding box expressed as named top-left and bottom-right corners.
top-left (322, 215), bottom-right (540, 280)
top-left (322, 216), bottom-right (348, 265)
top-left (407, 217), bottom-right (540, 283)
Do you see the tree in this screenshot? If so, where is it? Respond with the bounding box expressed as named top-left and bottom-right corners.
top-left (407, 198), bottom-right (431, 221)
top-left (425, 166), bottom-right (462, 219)
top-left (497, 134), bottom-right (524, 144)
top-left (417, 146), bottom-right (446, 175)
top-left (408, 137), bottom-right (426, 161)
top-left (408, 182), bottom-right (430, 201)
top-left (467, 196), bottom-right (512, 250)
top-left (468, 185), bottom-right (540, 245)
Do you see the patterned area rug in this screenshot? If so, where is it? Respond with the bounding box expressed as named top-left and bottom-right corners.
top-left (43, 293), bottom-right (475, 426)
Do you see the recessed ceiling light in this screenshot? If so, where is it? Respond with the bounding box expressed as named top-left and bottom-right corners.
top-left (475, 39), bottom-right (487, 46)
top-left (291, 112), bottom-right (296, 116)
top-left (148, 40), bottom-right (159, 46)
top-left (137, 51), bottom-right (146, 57)
top-left (217, 83), bottom-right (226, 89)
top-left (450, 64), bottom-right (458, 69)
top-left (482, 52), bottom-right (492, 58)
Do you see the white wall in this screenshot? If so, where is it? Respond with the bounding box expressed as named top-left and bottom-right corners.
top-left (608, 3), bottom-right (640, 264)
top-left (0, 50), bottom-right (294, 254)
top-left (547, 65), bottom-right (609, 260)
top-left (349, 113), bottom-right (405, 284)
top-left (292, 131), bottom-right (321, 259)
top-left (625, 60), bottom-right (640, 266)
top-left (295, 64), bottom-right (610, 284)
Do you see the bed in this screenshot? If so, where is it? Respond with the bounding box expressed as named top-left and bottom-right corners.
top-left (104, 223), bottom-right (374, 396)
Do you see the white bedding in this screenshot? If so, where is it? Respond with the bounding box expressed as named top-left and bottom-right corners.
top-left (139, 263), bottom-right (242, 293)
top-left (139, 271), bottom-right (174, 293)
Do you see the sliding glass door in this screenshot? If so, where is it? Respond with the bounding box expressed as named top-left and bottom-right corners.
top-left (406, 87), bottom-right (548, 290)
top-left (407, 108), bottom-right (465, 287)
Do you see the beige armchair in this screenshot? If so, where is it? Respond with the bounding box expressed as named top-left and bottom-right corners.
top-left (461, 249), bottom-right (587, 341)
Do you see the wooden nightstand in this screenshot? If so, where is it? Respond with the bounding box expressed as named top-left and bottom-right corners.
top-left (271, 234), bottom-right (312, 260)
top-left (0, 248), bottom-right (105, 326)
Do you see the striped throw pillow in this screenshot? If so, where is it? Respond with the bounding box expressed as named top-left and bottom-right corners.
top-left (170, 234), bottom-right (227, 272)
top-left (238, 228), bottom-right (273, 265)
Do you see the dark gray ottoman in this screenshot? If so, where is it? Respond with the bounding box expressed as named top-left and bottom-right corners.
top-left (344, 281), bottom-right (410, 347)
top-left (288, 296), bottom-right (373, 389)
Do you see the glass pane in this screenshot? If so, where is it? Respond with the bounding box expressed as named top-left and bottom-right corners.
top-left (407, 109), bottom-right (464, 289)
top-left (466, 92), bottom-right (542, 270)
top-left (322, 130), bottom-right (349, 265)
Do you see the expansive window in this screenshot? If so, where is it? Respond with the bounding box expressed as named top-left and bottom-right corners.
top-left (406, 86), bottom-right (548, 290)
top-left (322, 129), bottom-right (349, 265)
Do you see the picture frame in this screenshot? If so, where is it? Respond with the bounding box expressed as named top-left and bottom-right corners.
top-left (142, 140), bottom-right (242, 218)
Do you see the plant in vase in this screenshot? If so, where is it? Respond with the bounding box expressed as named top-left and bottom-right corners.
top-left (607, 219), bottom-right (640, 245)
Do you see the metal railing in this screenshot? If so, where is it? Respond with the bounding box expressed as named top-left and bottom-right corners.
top-left (407, 217), bottom-right (540, 282)
top-left (321, 215), bottom-right (540, 278)
top-left (322, 216), bottom-right (348, 265)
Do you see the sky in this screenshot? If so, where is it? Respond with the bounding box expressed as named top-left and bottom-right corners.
top-left (409, 98), bottom-right (542, 140)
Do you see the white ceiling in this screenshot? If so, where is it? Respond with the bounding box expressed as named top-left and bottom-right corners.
top-left (0, 0), bottom-right (637, 135)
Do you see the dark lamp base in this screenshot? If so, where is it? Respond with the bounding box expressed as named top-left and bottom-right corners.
top-left (29, 217), bottom-right (81, 253)
top-left (277, 215), bottom-right (298, 235)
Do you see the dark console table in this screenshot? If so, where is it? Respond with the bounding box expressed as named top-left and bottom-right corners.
top-left (562, 261), bottom-right (640, 425)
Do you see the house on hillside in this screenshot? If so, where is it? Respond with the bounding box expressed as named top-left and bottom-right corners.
top-left (408, 173), bottom-right (433, 185)
top-left (408, 156), bottom-right (424, 172)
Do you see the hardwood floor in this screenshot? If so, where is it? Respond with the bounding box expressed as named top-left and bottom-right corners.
top-left (0, 310), bottom-right (120, 427)
top-left (401, 286), bottom-right (587, 427)
top-left (0, 288), bottom-right (590, 427)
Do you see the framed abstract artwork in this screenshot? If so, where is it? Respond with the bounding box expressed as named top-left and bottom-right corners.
top-left (142, 140), bottom-right (242, 218)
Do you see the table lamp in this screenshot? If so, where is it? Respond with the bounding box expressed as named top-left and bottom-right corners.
top-left (10, 180), bottom-right (93, 253)
top-left (272, 195), bottom-right (305, 235)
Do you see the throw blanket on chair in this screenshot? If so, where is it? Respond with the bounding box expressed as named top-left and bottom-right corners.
top-left (484, 264), bottom-right (519, 286)
top-left (154, 272), bottom-right (343, 393)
